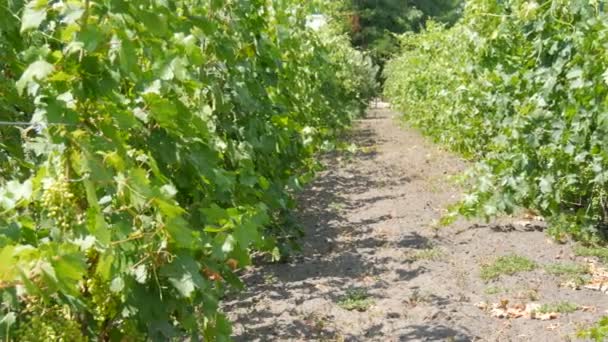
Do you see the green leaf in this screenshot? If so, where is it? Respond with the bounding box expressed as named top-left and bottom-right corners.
top-left (233, 220), bottom-right (259, 248)
top-left (155, 198), bottom-right (185, 218)
top-left (46, 98), bottom-right (79, 125)
top-left (87, 209), bottom-right (111, 245)
top-left (96, 251), bottom-right (114, 281)
top-left (0, 179), bottom-right (33, 210)
top-left (201, 204), bottom-right (229, 225)
top-left (60, 1), bottom-right (85, 24)
top-left (78, 29), bottom-right (103, 53)
top-left (21, 0), bottom-right (48, 33)
top-left (539, 176), bottom-right (554, 194)
top-left (132, 265), bottom-right (148, 284)
top-left (170, 273), bottom-right (196, 298)
top-left (16, 60), bottom-right (54, 95)
top-left (146, 96), bottom-right (178, 128)
top-left (119, 38), bottom-right (138, 75)
top-left (166, 216), bottom-right (196, 248)
top-left (221, 235), bottom-right (235, 254)
top-left (160, 254), bottom-right (206, 298)
top-left (139, 11), bottom-right (168, 37)
top-left (0, 246), bottom-right (16, 280)
top-left (110, 276), bottom-right (125, 293)
top-left (128, 168), bottom-right (153, 198)
top-left (51, 251), bottom-right (87, 295)
top-left (6, 179), bottom-right (32, 201)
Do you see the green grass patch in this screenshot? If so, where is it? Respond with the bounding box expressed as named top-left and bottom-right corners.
top-left (337, 288), bottom-right (374, 312)
top-left (574, 246), bottom-right (608, 263)
top-left (544, 262), bottom-right (589, 276)
top-left (408, 247), bottom-right (443, 261)
top-left (484, 286), bottom-right (504, 295)
top-left (537, 301), bottom-right (578, 314)
top-left (544, 262), bottom-right (589, 286)
top-left (480, 255), bottom-right (537, 280)
top-left (328, 202), bottom-right (345, 212)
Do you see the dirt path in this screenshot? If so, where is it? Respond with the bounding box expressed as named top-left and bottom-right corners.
top-left (224, 107), bottom-right (608, 341)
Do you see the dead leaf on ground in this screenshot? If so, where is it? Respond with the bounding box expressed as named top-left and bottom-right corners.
top-left (583, 260), bottom-right (608, 294)
top-left (314, 283), bottom-right (330, 292)
top-left (561, 279), bottom-right (580, 290)
top-left (477, 301), bottom-right (559, 321)
top-left (523, 209), bottom-right (543, 221)
top-left (360, 276), bottom-right (376, 285)
top-left (475, 301), bottom-right (488, 310)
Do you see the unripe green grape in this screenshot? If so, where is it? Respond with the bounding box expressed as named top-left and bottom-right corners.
top-left (41, 176), bottom-right (79, 231)
top-left (86, 277), bottom-right (119, 324)
top-left (15, 305), bottom-right (87, 341)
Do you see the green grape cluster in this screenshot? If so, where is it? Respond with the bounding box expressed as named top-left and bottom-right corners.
top-left (41, 177), bottom-right (78, 230)
top-left (16, 306), bottom-right (86, 342)
top-left (117, 320), bottom-right (146, 342)
top-left (85, 277), bottom-right (118, 324)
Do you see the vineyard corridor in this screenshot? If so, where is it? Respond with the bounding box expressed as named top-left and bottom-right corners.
top-left (224, 106), bottom-right (608, 341)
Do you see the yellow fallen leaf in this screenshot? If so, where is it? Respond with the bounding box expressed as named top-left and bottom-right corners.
top-left (475, 302), bottom-right (488, 310)
top-left (580, 305), bottom-right (596, 312)
top-left (536, 312), bottom-right (558, 321)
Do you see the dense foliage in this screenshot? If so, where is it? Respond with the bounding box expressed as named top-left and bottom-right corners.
top-left (0, 0), bottom-right (375, 340)
top-left (385, 0), bottom-right (608, 242)
top-left (579, 315), bottom-right (608, 341)
top-left (330, 0), bottom-right (462, 79)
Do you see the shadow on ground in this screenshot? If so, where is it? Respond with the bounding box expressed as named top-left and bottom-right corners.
top-left (223, 113), bottom-right (472, 341)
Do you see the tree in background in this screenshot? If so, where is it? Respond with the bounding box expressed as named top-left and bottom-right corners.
top-left (412, 0), bottom-right (463, 26)
top-left (331, 0), bottom-right (463, 83)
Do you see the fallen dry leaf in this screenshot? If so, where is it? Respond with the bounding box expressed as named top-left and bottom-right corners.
top-left (314, 283), bottom-right (330, 292)
top-left (583, 260), bottom-right (608, 294)
top-left (561, 279), bottom-right (580, 290)
top-left (226, 258), bottom-right (239, 270)
top-left (475, 301), bottom-right (488, 310)
top-left (202, 267), bottom-right (223, 281)
top-left (480, 301), bottom-right (559, 321)
top-left (361, 276), bottom-right (376, 286)
top-left (526, 303), bottom-right (541, 311)
top-left (531, 311), bottom-right (558, 321)
top-left (513, 303), bottom-right (525, 311)
top-left (580, 305), bottom-right (596, 312)
top-left (490, 307), bottom-right (508, 319)
top-left (523, 209), bottom-right (543, 221)
top-left (506, 307), bottom-right (525, 318)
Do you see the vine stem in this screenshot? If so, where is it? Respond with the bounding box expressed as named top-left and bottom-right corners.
top-left (82, 0), bottom-right (90, 27)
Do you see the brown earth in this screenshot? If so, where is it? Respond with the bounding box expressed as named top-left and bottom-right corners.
top-left (223, 107), bottom-right (608, 341)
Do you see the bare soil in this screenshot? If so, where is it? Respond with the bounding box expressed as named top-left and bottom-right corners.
top-left (224, 107), bottom-right (608, 341)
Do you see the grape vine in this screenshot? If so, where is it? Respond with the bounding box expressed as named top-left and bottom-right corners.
top-left (385, 0), bottom-right (608, 241)
top-left (0, 0), bottom-right (376, 340)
